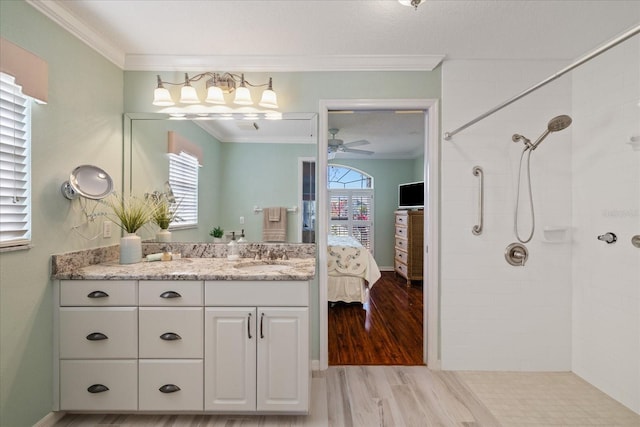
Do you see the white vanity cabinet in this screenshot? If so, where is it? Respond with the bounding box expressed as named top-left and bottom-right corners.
top-left (204, 281), bottom-right (310, 414)
top-left (55, 278), bottom-right (310, 414)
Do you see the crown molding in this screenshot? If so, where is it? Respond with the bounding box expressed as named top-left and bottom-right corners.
top-left (124, 54), bottom-right (445, 72)
top-left (26, 0), bottom-right (125, 69)
top-left (26, 0), bottom-right (444, 72)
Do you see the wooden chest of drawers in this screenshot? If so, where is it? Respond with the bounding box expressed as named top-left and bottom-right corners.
top-left (394, 210), bottom-right (424, 285)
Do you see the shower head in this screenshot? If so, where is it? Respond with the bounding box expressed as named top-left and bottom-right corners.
top-left (530, 115), bottom-right (572, 150)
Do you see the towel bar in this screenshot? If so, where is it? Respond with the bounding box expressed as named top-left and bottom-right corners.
top-left (253, 206), bottom-right (298, 214)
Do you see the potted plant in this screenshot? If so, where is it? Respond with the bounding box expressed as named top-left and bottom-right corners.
top-left (148, 191), bottom-right (181, 243)
top-left (210, 226), bottom-right (224, 243)
top-left (105, 194), bottom-right (156, 264)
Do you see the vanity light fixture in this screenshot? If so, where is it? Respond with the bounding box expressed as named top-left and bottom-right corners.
top-left (398, 0), bottom-right (426, 10)
top-left (153, 72), bottom-right (279, 110)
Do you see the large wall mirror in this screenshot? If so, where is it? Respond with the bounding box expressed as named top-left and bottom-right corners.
top-left (123, 113), bottom-right (318, 243)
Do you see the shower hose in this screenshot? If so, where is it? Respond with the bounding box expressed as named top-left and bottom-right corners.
top-left (515, 148), bottom-right (535, 243)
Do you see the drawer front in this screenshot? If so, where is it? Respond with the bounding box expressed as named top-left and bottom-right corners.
top-left (395, 260), bottom-right (408, 278)
top-left (139, 308), bottom-right (203, 358)
top-left (139, 281), bottom-right (203, 306)
top-left (395, 213), bottom-right (408, 226)
top-left (395, 237), bottom-right (408, 251)
top-left (205, 281), bottom-right (309, 306)
top-left (60, 307), bottom-right (138, 359)
top-left (139, 360), bottom-right (203, 411)
top-left (60, 280), bottom-right (137, 306)
top-left (60, 360), bottom-right (137, 411)
top-left (395, 225), bottom-right (407, 238)
top-left (395, 249), bottom-right (408, 264)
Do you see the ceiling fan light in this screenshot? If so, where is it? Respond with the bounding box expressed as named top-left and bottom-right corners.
top-left (152, 75), bottom-right (174, 106)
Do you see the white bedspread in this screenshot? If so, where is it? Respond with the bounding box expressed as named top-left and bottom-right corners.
top-left (327, 235), bottom-right (381, 285)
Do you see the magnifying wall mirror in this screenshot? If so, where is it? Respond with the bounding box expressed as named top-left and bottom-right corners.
top-left (61, 164), bottom-right (114, 200)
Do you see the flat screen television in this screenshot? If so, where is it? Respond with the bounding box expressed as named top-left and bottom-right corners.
top-left (398, 181), bottom-right (424, 209)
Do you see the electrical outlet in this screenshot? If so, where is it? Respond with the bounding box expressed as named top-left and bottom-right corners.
top-left (103, 220), bottom-right (112, 238)
top-left (240, 216), bottom-right (245, 224)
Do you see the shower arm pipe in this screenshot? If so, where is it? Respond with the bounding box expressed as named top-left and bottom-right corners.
top-left (443, 24), bottom-right (640, 141)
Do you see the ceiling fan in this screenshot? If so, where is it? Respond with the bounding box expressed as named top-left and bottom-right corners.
top-left (327, 128), bottom-right (373, 159)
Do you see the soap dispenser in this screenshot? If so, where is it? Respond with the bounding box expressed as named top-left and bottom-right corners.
top-left (227, 231), bottom-right (240, 260)
top-left (237, 229), bottom-right (247, 243)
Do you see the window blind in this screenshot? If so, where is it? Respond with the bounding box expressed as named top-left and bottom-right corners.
top-left (0, 73), bottom-right (31, 248)
top-left (168, 151), bottom-right (198, 228)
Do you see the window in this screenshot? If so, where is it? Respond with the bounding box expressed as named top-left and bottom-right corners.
top-left (328, 165), bottom-right (374, 252)
top-left (168, 151), bottom-right (198, 228)
top-left (0, 73), bottom-right (31, 248)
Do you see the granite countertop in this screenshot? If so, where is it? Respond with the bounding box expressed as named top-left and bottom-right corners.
top-left (55, 257), bottom-right (316, 281)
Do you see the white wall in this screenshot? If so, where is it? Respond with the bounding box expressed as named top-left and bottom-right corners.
top-left (571, 37), bottom-right (640, 413)
top-left (441, 60), bottom-right (573, 371)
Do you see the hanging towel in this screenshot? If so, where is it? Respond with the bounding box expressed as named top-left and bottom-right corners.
top-left (263, 207), bottom-right (287, 242)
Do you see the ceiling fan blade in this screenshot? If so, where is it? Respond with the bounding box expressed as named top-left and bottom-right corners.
top-left (344, 139), bottom-right (369, 148)
top-left (342, 147), bottom-right (374, 155)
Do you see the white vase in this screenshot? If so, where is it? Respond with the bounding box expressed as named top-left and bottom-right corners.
top-left (120, 233), bottom-right (142, 264)
top-left (156, 229), bottom-right (172, 243)
top-left (213, 237), bottom-right (223, 243)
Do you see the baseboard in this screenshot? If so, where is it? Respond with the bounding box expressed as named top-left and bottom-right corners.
top-left (311, 359), bottom-right (321, 371)
top-left (33, 411), bottom-right (66, 427)
top-left (379, 266), bottom-right (394, 272)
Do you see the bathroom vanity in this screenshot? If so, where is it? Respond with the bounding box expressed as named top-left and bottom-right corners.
top-left (52, 250), bottom-right (315, 415)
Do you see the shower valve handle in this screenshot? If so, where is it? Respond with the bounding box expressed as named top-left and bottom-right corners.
top-left (597, 232), bottom-right (617, 244)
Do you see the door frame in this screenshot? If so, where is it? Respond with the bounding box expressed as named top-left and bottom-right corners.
top-left (318, 99), bottom-right (441, 370)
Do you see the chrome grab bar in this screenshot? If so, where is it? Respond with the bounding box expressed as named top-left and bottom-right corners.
top-left (472, 166), bottom-right (484, 235)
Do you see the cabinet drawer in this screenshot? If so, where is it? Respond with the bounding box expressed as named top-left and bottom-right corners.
top-left (395, 249), bottom-right (408, 264)
top-left (395, 213), bottom-right (408, 226)
top-left (60, 280), bottom-right (137, 306)
top-left (139, 281), bottom-right (203, 306)
top-left (395, 225), bottom-right (407, 238)
top-left (395, 260), bottom-right (408, 278)
top-left (139, 308), bottom-right (203, 358)
top-left (60, 308), bottom-right (137, 359)
top-left (395, 237), bottom-right (408, 251)
top-left (139, 360), bottom-right (203, 411)
top-left (60, 360), bottom-right (137, 411)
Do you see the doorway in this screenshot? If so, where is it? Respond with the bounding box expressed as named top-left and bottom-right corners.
top-left (318, 99), bottom-right (441, 370)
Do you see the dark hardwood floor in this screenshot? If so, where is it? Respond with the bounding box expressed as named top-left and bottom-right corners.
top-left (328, 271), bottom-right (424, 365)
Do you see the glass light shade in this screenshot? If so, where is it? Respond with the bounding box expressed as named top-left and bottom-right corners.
top-left (180, 85), bottom-right (199, 103)
top-left (205, 85), bottom-right (225, 104)
top-left (234, 86), bottom-right (253, 105)
top-left (153, 87), bottom-right (174, 106)
top-left (258, 89), bottom-right (278, 109)
top-left (398, 0), bottom-right (424, 7)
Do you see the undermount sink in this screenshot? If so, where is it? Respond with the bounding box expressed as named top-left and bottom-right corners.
top-left (234, 262), bottom-right (294, 272)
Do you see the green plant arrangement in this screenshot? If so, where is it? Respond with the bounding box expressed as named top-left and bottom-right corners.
top-left (148, 192), bottom-right (181, 230)
top-left (210, 226), bottom-right (224, 238)
top-left (105, 193), bottom-right (156, 234)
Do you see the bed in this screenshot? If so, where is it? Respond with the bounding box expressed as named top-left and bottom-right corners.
top-left (327, 235), bottom-right (382, 304)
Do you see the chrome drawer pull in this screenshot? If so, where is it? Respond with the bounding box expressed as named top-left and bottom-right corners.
top-left (159, 384), bottom-right (181, 393)
top-left (160, 290), bottom-right (182, 299)
top-left (87, 290), bottom-right (109, 298)
top-left (160, 332), bottom-right (182, 341)
top-left (86, 332), bottom-right (108, 341)
top-left (87, 384), bottom-right (109, 393)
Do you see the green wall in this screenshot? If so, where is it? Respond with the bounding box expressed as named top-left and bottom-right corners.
top-left (0, 1), bottom-right (124, 426)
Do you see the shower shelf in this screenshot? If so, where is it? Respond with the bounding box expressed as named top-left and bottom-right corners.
top-left (542, 226), bottom-right (571, 243)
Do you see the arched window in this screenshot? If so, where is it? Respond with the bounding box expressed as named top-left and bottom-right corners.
top-left (328, 165), bottom-right (374, 252)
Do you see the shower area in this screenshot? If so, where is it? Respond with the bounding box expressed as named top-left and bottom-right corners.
top-left (439, 28), bottom-right (639, 414)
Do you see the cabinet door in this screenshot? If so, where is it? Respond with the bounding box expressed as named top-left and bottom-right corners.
top-left (256, 307), bottom-right (309, 413)
top-left (204, 307), bottom-right (256, 411)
